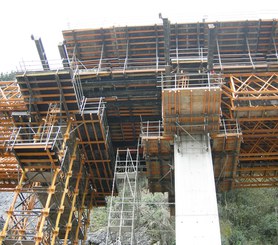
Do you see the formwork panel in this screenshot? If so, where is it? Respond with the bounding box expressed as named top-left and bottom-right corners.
top-left (162, 87), bottom-right (221, 133)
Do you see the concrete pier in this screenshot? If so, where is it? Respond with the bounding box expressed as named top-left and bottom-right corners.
top-left (174, 134), bottom-right (221, 245)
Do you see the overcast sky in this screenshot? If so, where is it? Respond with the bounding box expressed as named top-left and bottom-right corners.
top-left (1, 0), bottom-right (278, 72)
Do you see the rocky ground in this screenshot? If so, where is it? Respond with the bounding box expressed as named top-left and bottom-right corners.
top-left (0, 192), bottom-right (13, 230)
top-left (0, 192), bottom-right (13, 218)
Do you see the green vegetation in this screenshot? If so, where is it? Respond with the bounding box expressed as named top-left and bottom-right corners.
top-left (90, 186), bottom-right (278, 244)
top-left (218, 188), bottom-right (278, 245)
top-left (0, 71), bottom-right (16, 81)
top-left (90, 184), bottom-right (175, 244)
top-left (137, 191), bottom-right (175, 244)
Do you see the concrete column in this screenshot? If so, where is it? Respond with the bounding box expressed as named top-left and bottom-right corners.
top-left (174, 134), bottom-right (221, 244)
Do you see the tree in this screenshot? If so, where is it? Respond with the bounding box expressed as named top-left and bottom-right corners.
top-left (0, 71), bottom-right (16, 81)
top-left (218, 188), bottom-right (278, 244)
top-left (137, 191), bottom-right (175, 244)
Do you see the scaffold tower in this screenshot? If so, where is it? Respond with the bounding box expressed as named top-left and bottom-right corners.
top-left (106, 148), bottom-right (139, 245)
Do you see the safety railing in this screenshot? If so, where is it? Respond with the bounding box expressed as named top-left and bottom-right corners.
top-left (8, 126), bottom-right (66, 150)
top-left (266, 53), bottom-right (278, 63)
top-left (75, 57), bottom-right (165, 73)
top-left (218, 118), bottom-right (242, 137)
top-left (81, 97), bottom-right (105, 118)
top-left (140, 120), bottom-right (164, 138)
top-left (160, 72), bottom-right (222, 90)
top-left (170, 47), bottom-right (208, 63)
top-left (17, 55), bottom-right (166, 73)
top-left (141, 119), bottom-right (241, 138)
top-left (70, 54), bottom-right (86, 113)
top-left (214, 52), bottom-right (270, 70)
top-left (17, 59), bottom-right (65, 72)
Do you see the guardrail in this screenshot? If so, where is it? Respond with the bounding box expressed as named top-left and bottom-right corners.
top-left (81, 97), bottom-right (105, 119)
top-left (214, 52), bottom-right (278, 70)
top-left (218, 118), bottom-right (241, 137)
top-left (170, 47), bottom-right (208, 63)
top-left (141, 119), bottom-right (241, 138)
top-left (141, 120), bottom-right (164, 138)
top-left (159, 72), bottom-right (222, 90)
top-left (8, 125), bottom-right (66, 150)
top-left (17, 57), bottom-right (166, 73)
top-left (17, 59), bottom-right (65, 72)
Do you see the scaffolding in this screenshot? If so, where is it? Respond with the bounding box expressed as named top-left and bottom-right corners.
top-left (0, 81), bottom-right (26, 191)
top-left (106, 148), bottom-right (139, 245)
top-left (222, 73), bottom-right (278, 188)
top-left (0, 104), bottom-right (89, 245)
top-left (0, 73), bottom-right (111, 242)
top-left (1, 18), bottom-right (278, 244)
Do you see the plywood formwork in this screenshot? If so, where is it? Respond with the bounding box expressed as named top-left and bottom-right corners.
top-left (80, 73), bottom-right (162, 148)
top-left (140, 120), bottom-right (174, 193)
top-left (72, 99), bottom-right (115, 206)
top-left (211, 119), bottom-right (242, 191)
top-left (161, 73), bottom-right (222, 133)
top-left (63, 25), bottom-right (166, 74)
top-left (213, 20), bottom-right (278, 73)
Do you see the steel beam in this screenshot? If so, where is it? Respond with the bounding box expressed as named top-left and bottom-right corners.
top-left (31, 36), bottom-right (50, 71)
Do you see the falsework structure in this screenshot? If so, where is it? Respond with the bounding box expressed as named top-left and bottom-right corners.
top-left (0, 18), bottom-right (277, 244)
top-left (0, 64), bottom-right (113, 244)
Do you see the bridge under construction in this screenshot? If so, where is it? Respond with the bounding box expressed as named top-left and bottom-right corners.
top-left (0, 18), bottom-right (278, 244)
